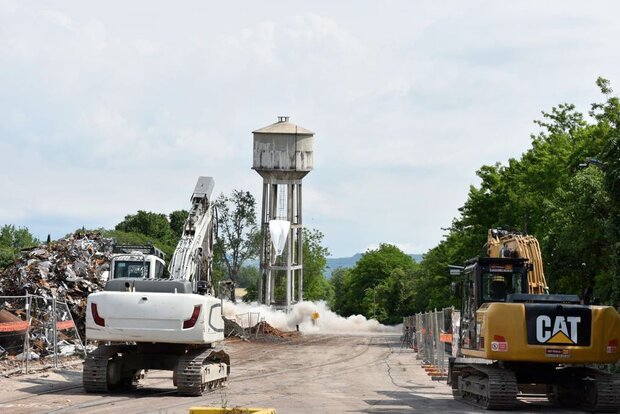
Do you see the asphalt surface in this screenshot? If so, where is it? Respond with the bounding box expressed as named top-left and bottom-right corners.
top-left (0, 334), bottom-right (594, 413)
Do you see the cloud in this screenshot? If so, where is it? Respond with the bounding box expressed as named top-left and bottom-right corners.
top-left (2, 2), bottom-right (620, 256)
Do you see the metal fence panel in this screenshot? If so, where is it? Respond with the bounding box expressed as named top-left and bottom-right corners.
top-left (0, 294), bottom-right (84, 373)
top-left (404, 307), bottom-right (454, 380)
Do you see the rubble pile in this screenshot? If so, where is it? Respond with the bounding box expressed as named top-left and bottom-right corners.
top-left (0, 232), bottom-right (114, 348)
top-left (255, 321), bottom-right (299, 338)
top-left (224, 317), bottom-right (248, 339)
top-left (224, 317), bottom-right (300, 341)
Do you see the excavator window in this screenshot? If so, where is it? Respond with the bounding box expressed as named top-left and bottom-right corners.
top-left (113, 261), bottom-right (151, 279)
top-left (481, 272), bottom-right (523, 302)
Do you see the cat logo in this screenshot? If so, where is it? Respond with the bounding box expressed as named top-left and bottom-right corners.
top-left (536, 315), bottom-right (580, 344)
top-left (526, 304), bottom-right (591, 346)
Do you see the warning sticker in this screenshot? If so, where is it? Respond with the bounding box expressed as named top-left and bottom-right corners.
top-left (491, 341), bottom-right (508, 352)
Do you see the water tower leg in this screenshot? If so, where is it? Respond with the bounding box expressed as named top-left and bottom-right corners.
top-left (269, 270), bottom-right (275, 305)
top-left (298, 183), bottom-right (304, 302)
top-left (286, 268), bottom-right (292, 312)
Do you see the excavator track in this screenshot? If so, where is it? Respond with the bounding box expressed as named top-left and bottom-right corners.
top-left (548, 370), bottom-right (620, 412)
top-left (457, 364), bottom-right (518, 410)
top-left (590, 372), bottom-right (620, 412)
top-left (83, 345), bottom-right (129, 393)
top-left (175, 348), bottom-right (229, 396)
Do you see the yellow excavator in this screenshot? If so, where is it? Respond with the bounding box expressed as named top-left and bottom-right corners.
top-left (448, 229), bottom-right (620, 411)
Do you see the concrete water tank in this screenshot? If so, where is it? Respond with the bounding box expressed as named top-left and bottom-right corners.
top-left (252, 116), bottom-right (314, 179)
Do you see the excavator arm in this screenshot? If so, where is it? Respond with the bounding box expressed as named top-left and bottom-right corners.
top-left (487, 229), bottom-right (548, 294)
top-left (168, 177), bottom-right (216, 294)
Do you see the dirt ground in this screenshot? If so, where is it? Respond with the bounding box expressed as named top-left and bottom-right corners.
top-left (0, 334), bottom-right (590, 413)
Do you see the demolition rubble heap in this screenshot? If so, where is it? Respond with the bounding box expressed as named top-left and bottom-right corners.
top-left (224, 317), bottom-right (300, 341)
top-left (0, 232), bottom-right (114, 341)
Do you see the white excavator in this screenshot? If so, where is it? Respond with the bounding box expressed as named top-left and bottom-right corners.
top-left (83, 176), bottom-right (229, 396)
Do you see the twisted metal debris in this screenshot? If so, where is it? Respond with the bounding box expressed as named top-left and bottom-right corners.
top-left (0, 232), bottom-right (114, 359)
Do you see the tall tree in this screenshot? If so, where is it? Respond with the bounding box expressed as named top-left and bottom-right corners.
top-left (214, 190), bottom-right (260, 301)
top-left (590, 77), bottom-right (620, 304)
top-left (302, 228), bottom-right (332, 301)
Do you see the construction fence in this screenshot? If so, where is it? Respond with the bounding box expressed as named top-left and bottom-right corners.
top-left (0, 294), bottom-right (84, 373)
top-left (402, 308), bottom-right (460, 380)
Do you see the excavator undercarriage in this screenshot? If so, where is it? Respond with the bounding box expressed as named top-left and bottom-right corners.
top-left (449, 359), bottom-right (620, 411)
top-left (83, 343), bottom-right (230, 396)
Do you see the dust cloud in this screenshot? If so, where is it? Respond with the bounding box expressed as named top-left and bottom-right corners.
top-left (222, 300), bottom-right (400, 335)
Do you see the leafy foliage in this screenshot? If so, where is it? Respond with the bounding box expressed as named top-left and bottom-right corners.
top-left (115, 211), bottom-right (176, 244)
top-left (330, 244), bottom-right (417, 324)
top-left (214, 190), bottom-right (260, 301)
top-left (169, 210), bottom-right (189, 238)
top-left (302, 228), bottom-right (333, 302)
top-left (0, 225), bottom-right (40, 270)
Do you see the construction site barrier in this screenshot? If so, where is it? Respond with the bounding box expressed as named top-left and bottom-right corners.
top-left (0, 294), bottom-right (83, 373)
top-left (402, 307), bottom-right (459, 380)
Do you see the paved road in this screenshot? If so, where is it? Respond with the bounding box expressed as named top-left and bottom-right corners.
top-left (0, 334), bottom-right (589, 413)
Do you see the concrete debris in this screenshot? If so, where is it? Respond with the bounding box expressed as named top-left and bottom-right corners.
top-left (15, 351), bottom-right (39, 361)
top-left (57, 340), bottom-right (76, 357)
top-left (0, 232), bottom-right (114, 356)
top-left (224, 317), bottom-right (248, 339)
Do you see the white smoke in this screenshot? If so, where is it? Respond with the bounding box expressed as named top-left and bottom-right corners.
top-left (222, 300), bottom-right (400, 335)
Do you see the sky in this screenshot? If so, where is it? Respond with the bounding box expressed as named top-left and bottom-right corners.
top-left (2, 1), bottom-right (620, 258)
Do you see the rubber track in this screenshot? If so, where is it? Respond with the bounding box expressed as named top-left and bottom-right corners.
top-left (460, 364), bottom-right (518, 410)
top-left (175, 348), bottom-right (226, 396)
top-left (82, 347), bottom-right (120, 393)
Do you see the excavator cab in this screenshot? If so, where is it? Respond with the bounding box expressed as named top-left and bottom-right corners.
top-left (460, 257), bottom-right (529, 353)
top-left (462, 256), bottom-right (529, 308)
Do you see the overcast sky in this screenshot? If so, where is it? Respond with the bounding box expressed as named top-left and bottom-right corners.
top-left (2, 1), bottom-right (620, 257)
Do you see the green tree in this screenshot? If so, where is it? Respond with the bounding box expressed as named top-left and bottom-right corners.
top-left (214, 190), bottom-right (260, 301)
top-left (169, 210), bottom-right (189, 238)
top-left (590, 77), bottom-right (620, 304)
top-left (337, 244), bottom-right (417, 322)
top-left (543, 167), bottom-right (612, 300)
top-left (115, 210), bottom-right (175, 243)
top-left (329, 267), bottom-right (350, 313)
top-left (302, 228), bottom-right (332, 301)
top-left (0, 225), bottom-right (40, 269)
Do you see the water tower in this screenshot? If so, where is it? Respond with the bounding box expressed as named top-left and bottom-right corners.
top-left (252, 116), bottom-right (314, 310)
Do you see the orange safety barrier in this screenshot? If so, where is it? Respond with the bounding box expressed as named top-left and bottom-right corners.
top-left (440, 332), bottom-right (453, 343)
top-left (0, 321), bottom-right (29, 332)
top-left (56, 320), bottom-right (75, 330)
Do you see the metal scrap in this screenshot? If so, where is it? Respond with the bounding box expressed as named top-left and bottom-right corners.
top-left (0, 232), bottom-right (114, 359)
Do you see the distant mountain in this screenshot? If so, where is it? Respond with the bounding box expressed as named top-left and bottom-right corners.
top-left (324, 253), bottom-right (423, 279)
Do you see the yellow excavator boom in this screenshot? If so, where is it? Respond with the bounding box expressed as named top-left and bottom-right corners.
top-left (487, 229), bottom-right (548, 294)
